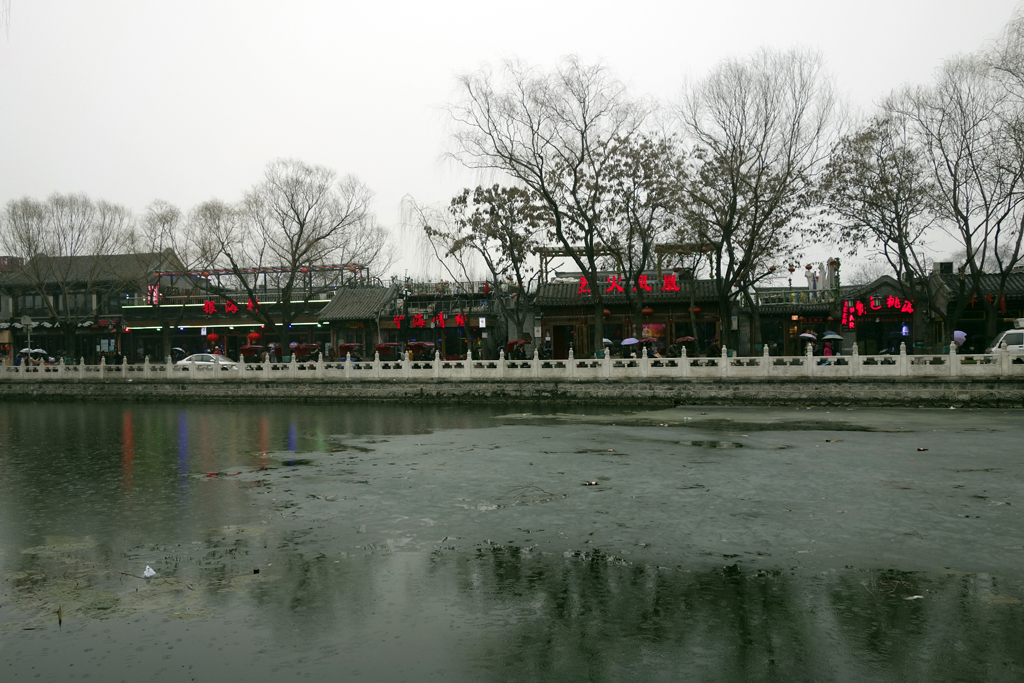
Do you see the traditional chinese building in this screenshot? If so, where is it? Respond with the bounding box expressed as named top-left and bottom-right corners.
top-left (753, 275), bottom-right (929, 355)
top-left (534, 272), bottom-right (721, 358)
top-left (317, 285), bottom-right (400, 355)
top-left (931, 269), bottom-right (1024, 352)
top-left (0, 250), bottom-right (182, 363)
top-left (387, 280), bottom-right (494, 359)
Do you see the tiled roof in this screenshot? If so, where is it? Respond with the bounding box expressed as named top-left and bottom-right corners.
top-left (3, 250), bottom-right (181, 287)
top-left (937, 272), bottom-right (1024, 298)
top-left (535, 279), bottom-right (721, 306)
top-left (318, 285), bottom-right (398, 321)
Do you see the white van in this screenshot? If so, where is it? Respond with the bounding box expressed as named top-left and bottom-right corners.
top-left (986, 319), bottom-right (1024, 356)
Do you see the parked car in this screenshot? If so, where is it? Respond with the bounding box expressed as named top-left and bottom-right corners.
top-left (985, 319), bottom-right (1024, 356)
top-left (175, 353), bottom-right (239, 370)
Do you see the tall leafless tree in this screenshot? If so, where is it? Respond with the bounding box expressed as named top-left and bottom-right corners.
top-left (450, 57), bottom-right (648, 353)
top-left (676, 48), bottom-right (839, 351)
top-left (129, 200), bottom-right (219, 358)
top-left (894, 54), bottom-right (1024, 340)
top-left (819, 113), bottom-right (941, 345)
top-left (1, 193), bottom-right (134, 355)
top-left (207, 159), bottom-right (394, 349)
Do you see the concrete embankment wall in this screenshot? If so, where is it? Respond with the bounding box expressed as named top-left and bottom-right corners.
top-left (2, 378), bottom-right (1024, 407)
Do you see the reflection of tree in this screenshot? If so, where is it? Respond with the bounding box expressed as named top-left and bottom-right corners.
top-left (436, 547), bottom-right (1024, 682)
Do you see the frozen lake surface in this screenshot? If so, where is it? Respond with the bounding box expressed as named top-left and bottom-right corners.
top-left (1, 402), bottom-right (1022, 681)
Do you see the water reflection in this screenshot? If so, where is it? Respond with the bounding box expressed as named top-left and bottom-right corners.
top-left (1, 402), bottom-right (1022, 682)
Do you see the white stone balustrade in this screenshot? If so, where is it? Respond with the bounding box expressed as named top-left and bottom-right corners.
top-left (2, 342), bottom-right (1023, 382)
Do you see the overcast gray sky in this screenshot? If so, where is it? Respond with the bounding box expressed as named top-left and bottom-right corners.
top-left (1, 0), bottom-right (1021, 277)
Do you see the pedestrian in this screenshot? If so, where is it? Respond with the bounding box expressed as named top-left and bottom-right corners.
top-left (706, 336), bottom-right (721, 358)
top-left (823, 341), bottom-right (833, 357)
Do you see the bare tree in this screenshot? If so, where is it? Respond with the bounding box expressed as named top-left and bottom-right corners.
top-left (819, 113), bottom-right (941, 344)
top-left (895, 54), bottom-right (1024, 340)
top-left (1, 193), bottom-right (134, 356)
top-left (128, 200), bottom-right (219, 358)
top-left (676, 48), bottom-right (839, 351)
top-left (419, 185), bottom-right (547, 344)
top-left (208, 159), bottom-right (394, 348)
top-left (597, 133), bottom-right (685, 335)
top-left (450, 57), bottom-right (647, 353)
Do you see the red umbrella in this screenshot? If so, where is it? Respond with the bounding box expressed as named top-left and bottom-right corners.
top-left (406, 341), bottom-right (435, 350)
top-left (639, 337), bottom-right (659, 343)
top-left (676, 336), bottom-right (697, 343)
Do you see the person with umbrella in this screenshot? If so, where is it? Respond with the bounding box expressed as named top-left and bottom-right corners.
top-left (799, 331), bottom-right (818, 355)
top-left (953, 330), bottom-right (967, 353)
top-left (620, 337), bottom-right (639, 358)
top-left (821, 331), bottom-right (843, 357)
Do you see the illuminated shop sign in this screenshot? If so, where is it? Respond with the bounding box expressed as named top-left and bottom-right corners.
top-left (842, 296), bottom-right (914, 330)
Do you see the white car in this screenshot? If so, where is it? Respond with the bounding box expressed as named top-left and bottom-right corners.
top-left (175, 353), bottom-right (239, 370)
top-left (986, 320), bottom-right (1024, 356)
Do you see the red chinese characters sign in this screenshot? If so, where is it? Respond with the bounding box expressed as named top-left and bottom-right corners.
top-left (843, 296), bottom-right (914, 330)
top-left (574, 275), bottom-right (681, 294)
top-left (202, 300), bottom-right (216, 315)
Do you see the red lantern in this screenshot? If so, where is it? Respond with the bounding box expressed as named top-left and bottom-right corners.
top-left (769, 266), bottom-right (776, 272)
top-left (788, 266), bottom-right (796, 273)
top-left (642, 307), bottom-right (654, 315)
top-left (207, 333), bottom-right (220, 343)
top-left (805, 264), bottom-right (813, 270)
top-left (603, 309), bottom-right (611, 316)
top-left (247, 332), bottom-right (261, 343)
top-left (691, 306), bottom-right (701, 314)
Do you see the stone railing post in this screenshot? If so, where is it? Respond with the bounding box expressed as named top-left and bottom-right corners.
top-left (99, 356), bottom-right (106, 380)
top-left (679, 346), bottom-right (690, 378)
top-left (189, 358), bottom-right (197, 381)
top-left (899, 342), bottom-right (908, 376)
top-left (762, 344), bottom-right (771, 378)
top-left (1000, 340), bottom-right (1011, 376)
top-left (143, 356), bottom-right (151, 380)
top-left (433, 350), bottom-right (441, 379)
top-left (403, 351), bottom-right (412, 379)
top-left (344, 352), bottom-right (353, 380)
top-left (602, 346), bottom-right (611, 378)
top-left (805, 343), bottom-right (814, 377)
top-left (239, 354), bottom-right (247, 379)
top-left (498, 350), bottom-right (506, 379)
top-left (721, 345), bottom-right (729, 378)
top-left (851, 343), bottom-right (861, 377)
top-left (81, 357), bottom-right (87, 382)
top-left (262, 353), bottom-right (271, 380)
top-left (948, 345), bottom-right (959, 377)
top-left (373, 351), bottom-right (381, 379)
top-left (465, 349), bottom-right (474, 379)
top-left (568, 347), bottom-right (576, 378)
top-left (532, 347), bottom-right (540, 379)
top-left (288, 354), bottom-right (297, 379)
top-left (122, 356), bottom-right (129, 380)
top-left (165, 355), bottom-right (172, 380)
top-left (315, 352), bottom-right (324, 379)
top-left (640, 346), bottom-right (649, 378)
